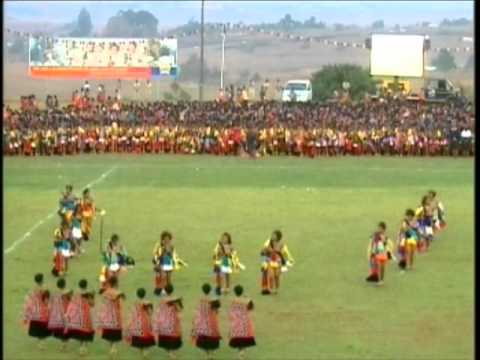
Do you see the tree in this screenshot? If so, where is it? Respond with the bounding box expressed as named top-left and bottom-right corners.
top-left (311, 64), bottom-right (376, 102)
top-left (250, 72), bottom-right (262, 83)
top-left (279, 14), bottom-right (300, 30)
top-left (304, 16), bottom-right (316, 27)
top-left (239, 69), bottom-right (251, 82)
top-left (177, 54), bottom-right (220, 84)
top-left (103, 10), bottom-right (158, 37)
top-left (9, 37), bottom-right (27, 56)
top-left (464, 54), bottom-right (474, 70)
top-left (440, 17), bottom-right (471, 27)
top-left (372, 20), bottom-right (384, 29)
top-left (70, 8), bottom-right (92, 37)
top-left (6, 36), bottom-right (28, 62)
top-left (432, 49), bottom-right (457, 72)
top-left (159, 46), bottom-right (171, 57)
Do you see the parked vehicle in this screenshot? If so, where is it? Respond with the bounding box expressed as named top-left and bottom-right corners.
top-left (281, 80), bottom-right (312, 102)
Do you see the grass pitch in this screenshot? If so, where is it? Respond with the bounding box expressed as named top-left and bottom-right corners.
top-left (3, 155), bottom-right (474, 360)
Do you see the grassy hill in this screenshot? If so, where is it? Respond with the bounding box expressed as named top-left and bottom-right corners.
top-left (3, 25), bottom-right (474, 102)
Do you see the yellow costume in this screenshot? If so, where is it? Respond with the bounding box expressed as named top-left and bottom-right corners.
top-left (80, 195), bottom-right (95, 240)
top-left (213, 243), bottom-right (244, 274)
top-left (153, 242), bottom-right (188, 271)
top-left (261, 238), bottom-right (294, 294)
top-left (261, 239), bottom-right (294, 269)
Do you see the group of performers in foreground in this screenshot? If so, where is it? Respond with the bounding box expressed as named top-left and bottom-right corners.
top-left (366, 190), bottom-right (447, 284)
top-left (23, 274), bottom-right (256, 359)
top-left (29, 186), bottom-right (296, 358)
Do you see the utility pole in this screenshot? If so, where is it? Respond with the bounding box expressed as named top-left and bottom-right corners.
top-left (199, 0), bottom-right (205, 101)
top-left (221, 24), bottom-right (226, 90)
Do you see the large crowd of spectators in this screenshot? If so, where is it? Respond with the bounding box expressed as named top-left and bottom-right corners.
top-left (3, 88), bottom-right (474, 157)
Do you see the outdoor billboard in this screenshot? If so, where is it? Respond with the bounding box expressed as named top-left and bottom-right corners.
top-left (370, 34), bottom-right (425, 78)
top-left (28, 37), bottom-right (178, 79)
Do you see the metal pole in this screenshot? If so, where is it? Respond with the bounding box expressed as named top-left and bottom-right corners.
top-left (199, 0), bottom-right (205, 101)
top-left (221, 26), bottom-right (225, 90)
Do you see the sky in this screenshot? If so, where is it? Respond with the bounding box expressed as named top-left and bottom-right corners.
top-left (4, 1), bottom-right (474, 29)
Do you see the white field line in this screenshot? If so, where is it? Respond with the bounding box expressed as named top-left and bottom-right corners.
top-left (4, 165), bottom-right (118, 255)
top-left (64, 164), bottom-right (469, 173)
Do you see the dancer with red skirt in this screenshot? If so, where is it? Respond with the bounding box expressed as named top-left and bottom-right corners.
top-left (96, 276), bottom-right (125, 357)
top-left (228, 285), bottom-right (256, 359)
top-left (23, 273), bottom-right (51, 350)
top-left (154, 284), bottom-right (183, 359)
top-left (64, 279), bottom-right (95, 355)
top-left (365, 222), bottom-right (394, 284)
top-left (191, 283), bottom-right (222, 359)
top-left (125, 288), bottom-right (156, 358)
top-left (51, 225), bottom-right (73, 277)
top-left (47, 278), bottom-right (72, 350)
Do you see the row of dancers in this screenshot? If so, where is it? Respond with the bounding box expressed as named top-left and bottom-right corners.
top-left (54, 228), bottom-right (295, 297)
top-left (366, 190), bottom-right (447, 284)
top-left (23, 273), bottom-right (255, 359)
top-left (52, 186), bottom-right (295, 296)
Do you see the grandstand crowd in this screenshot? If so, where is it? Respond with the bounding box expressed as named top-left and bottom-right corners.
top-left (3, 88), bottom-right (474, 157)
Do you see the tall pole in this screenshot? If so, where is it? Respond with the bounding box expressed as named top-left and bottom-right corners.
top-left (199, 0), bottom-right (205, 101)
top-left (221, 25), bottom-right (226, 90)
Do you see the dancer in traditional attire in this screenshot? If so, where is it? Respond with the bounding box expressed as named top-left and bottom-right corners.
top-left (47, 278), bottom-right (72, 349)
top-left (191, 284), bottom-right (222, 359)
top-left (23, 273), bottom-right (51, 349)
top-left (152, 231), bottom-right (188, 295)
top-left (64, 279), bottom-right (95, 355)
top-left (154, 284), bottom-right (183, 359)
top-left (99, 234), bottom-right (134, 290)
top-left (366, 222), bottom-right (395, 284)
top-left (396, 233), bottom-right (407, 271)
top-left (228, 285), bottom-right (256, 359)
top-left (399, 209), bottom-right (420, 270)
top-left (416, 195), bottom-right (434, 252)
top-left (97, 276), bottom-right (125, 357)
top-left (213, 232), bottom-right (246, 295)
top-left (71, 205), bottom-right (84, 256)
top-left (125, 288), bottom-right (156, 358)
top-left (260, 230), bottom-right (294, 295)
top-left (80, 188), bottom-right (96, 241)
top-left (428, 190), bottom-right (447, 233)
top-left (52, 226), bottom-right (73, 277)
top-left (58, 184), bottom-right (77, 226)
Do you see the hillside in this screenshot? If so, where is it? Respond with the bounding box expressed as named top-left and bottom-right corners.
top-left (3, 24), bottom-right (474, 101)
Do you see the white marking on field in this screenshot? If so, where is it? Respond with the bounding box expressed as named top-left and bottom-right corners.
top-left (4, 165), bottom-right (118, 255)
top-left (105, 163), bottom-right (471, 173)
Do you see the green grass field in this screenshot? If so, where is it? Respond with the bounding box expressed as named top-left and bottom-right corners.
top-left (3, 155), bottom-right (474, 360)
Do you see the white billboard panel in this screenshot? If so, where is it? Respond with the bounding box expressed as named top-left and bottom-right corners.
top-left (370, 34), bottom-right (425, 77)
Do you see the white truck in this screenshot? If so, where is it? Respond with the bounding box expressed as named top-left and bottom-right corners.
top-left (281, 80), bottom-right (313, 102)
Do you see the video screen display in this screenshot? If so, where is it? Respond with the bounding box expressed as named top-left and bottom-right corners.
top-left (29, 37), bottom-right (178, 79)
